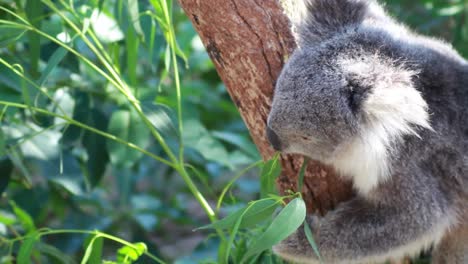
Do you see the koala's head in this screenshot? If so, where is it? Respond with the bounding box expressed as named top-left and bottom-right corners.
top-left (266, 0), bottom-right (432, 193)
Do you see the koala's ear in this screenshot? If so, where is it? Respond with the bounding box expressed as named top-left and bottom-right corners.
top-left (289, 0), bottom-right (386, 45)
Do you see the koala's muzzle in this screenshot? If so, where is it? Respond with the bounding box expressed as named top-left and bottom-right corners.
top-left (266, 126), bottom-right (282, 151)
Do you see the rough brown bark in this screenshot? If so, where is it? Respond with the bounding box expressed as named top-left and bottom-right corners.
top-left (177, 0), bottom-right (353, 214)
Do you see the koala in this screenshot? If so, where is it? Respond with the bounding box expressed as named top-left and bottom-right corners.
top-left (266, 0), bottom-right (468, 263)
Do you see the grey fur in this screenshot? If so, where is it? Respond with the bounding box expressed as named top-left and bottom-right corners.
top-left (267, 0), bottom-right (468, 263)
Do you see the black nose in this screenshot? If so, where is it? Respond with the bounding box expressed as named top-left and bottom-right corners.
top-left (266, 126), bottom-right (282, 151)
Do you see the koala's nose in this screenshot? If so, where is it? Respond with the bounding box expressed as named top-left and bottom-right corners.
top-left (266, 126), bottom-right (282, 151)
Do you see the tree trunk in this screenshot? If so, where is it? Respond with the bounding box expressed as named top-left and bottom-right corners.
top-left (177, 0), bottom-right (353, 214)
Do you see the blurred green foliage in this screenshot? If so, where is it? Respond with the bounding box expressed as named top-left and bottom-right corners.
top-left (0, 0), bottom-right (466, 263)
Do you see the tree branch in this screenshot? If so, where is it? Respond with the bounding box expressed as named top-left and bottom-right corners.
top-left (178, 0), bottom-right (353, 214)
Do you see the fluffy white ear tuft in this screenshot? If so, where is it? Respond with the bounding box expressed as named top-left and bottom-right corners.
top-left (363, 71), bottom-right (432, 137)
top-left (333, 57), bottom-right (431, 195)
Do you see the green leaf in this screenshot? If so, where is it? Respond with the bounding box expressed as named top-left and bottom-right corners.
top-left (437, 5), bottom-right (464, 16)
top-left (0, 158), bottom-right (13, 196)
top-left (8, 148), bottom-right (32, 185)
top-left (97, 0), bottom-right (105, 12)
top-left (25, 0), bottom-right (43, 78)
top-left (60, 94), bottom-right (109, 186)
top-left (36, 242), bottom-right (77, 264)
top-left (81, 235), bottom-right (103, 264)
top-left (116, 242), bottom-right (147, 263)
top-left (6, 123), bottom-right (60, 160)
top-left (10, 201), bottom-right (35, 233)
top-left (224, 206), bottom-right (244, 263)
top-left (61, 92), bottom-right (89, 145)
top-left (212, 131), bottom-right (260, 159)
top-left (38, 47), bottom-right (69, 87)
top-left (0, 25), bottom-right (27, 47)
top-left (243, 198), bottom-right (306, 261)
top-left (304, 222), bottom-right (323, 263)
top-left (107, 109), bottom-right (149, 168)
top-left (142, 102), bottom-right (177, 138)
top-left (164, 44), bottom-right (171, 71)
top-left (172, 39), bottom-right (188, 67)
top-left (149, 0), bottom-right (188, 65)
top-left (0, 211), bottom-right (16, 226)
top-left (127, 0), bottom-right (144, 40)
top-left (126, 26), bottom-right (139, 86)
top-left (260, 154), bottom-right (281, 198)
top-left (0, 63), bottom-right (23, 93)
top-left (91, 9), bottom-right (124, 43)
top-left (0, 126), bottom-right (6, 155)
top-left (19, 65), bottom-right (32, 118)
top-left (198, 199), bottom-right (279, 230)
top-left (83, 108), bottom-right (110, 187)
top-left (149, 0), bottom-right (168, 30)
top-left (183, 119), bottom-right (232, 169)
top-left (17, 233), bottom-right (40, 264)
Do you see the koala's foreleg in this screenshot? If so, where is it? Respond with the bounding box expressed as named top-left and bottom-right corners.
top-left (274, 193), bottom-right (456, 264)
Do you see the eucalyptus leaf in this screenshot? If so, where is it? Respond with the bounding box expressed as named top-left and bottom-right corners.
top-left (3, 123), bottom-right (61, 160)
top-left (36, 242), bottom-right (77, 264)
top-left (243, 198), bottom-right (306, 261)
top-left (304, 222), bottom-right (323, 263)
top-left (142, 102), bottom-right (177, 138)
top-left (25, 0), bottom-right (43, 77)
top-left (0, 25), bottom-right (26, 47)
top-left (0, 63), bottom-right (24, 93)
top-left (117, 242), bottom-right (147, 262)
top-left (0, 210), bottom-right (16, 226)
top-left (91, 9), bottom-right (124, 43)
top-left (17, 232), bottom-right (40, 264)
top-left (212, 131), bottom-right (260, 159)
top-left (10, 201), bottom-right (36, 233)
top-left (83, 108), bottom-right (109, 187)
top-left (38, 47), bottom-right (69, 87)
top-left (82, 235), bottom-right (103, 264)
top-left (0, 158), bottom-right (13, 196)
top-left (183, 119), bottom-right (232, 169)
top-left (127, 0), bottom-right (144, 39)
top-left (61, 92), bottom-right (89, 145)
top-left (0, 128), bottom-right (6, 156)
top-left (260, 154), bottom-right (281, 198)
top-left (437, 5), bottom-right (465, 16)
top-left (107, 109), bottom-right (149, 168)
top-left (126, 26), bottom-right (139, 86)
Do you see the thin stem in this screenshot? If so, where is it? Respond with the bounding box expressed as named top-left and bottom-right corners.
top-left (176, 166), bottom-right (216, 220)
top-left (0, 7), bottom-right (30, 25)
top-left (160, 0), bottom-right (184, 162)
top-left (169, 35), bottom-right (184, 163)
top-left (9, 229), bottom-right (166, 264)
top-left (216, 160), bottom-right (264, 212)
top-left (0, 57), bottom-right (67, 116)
